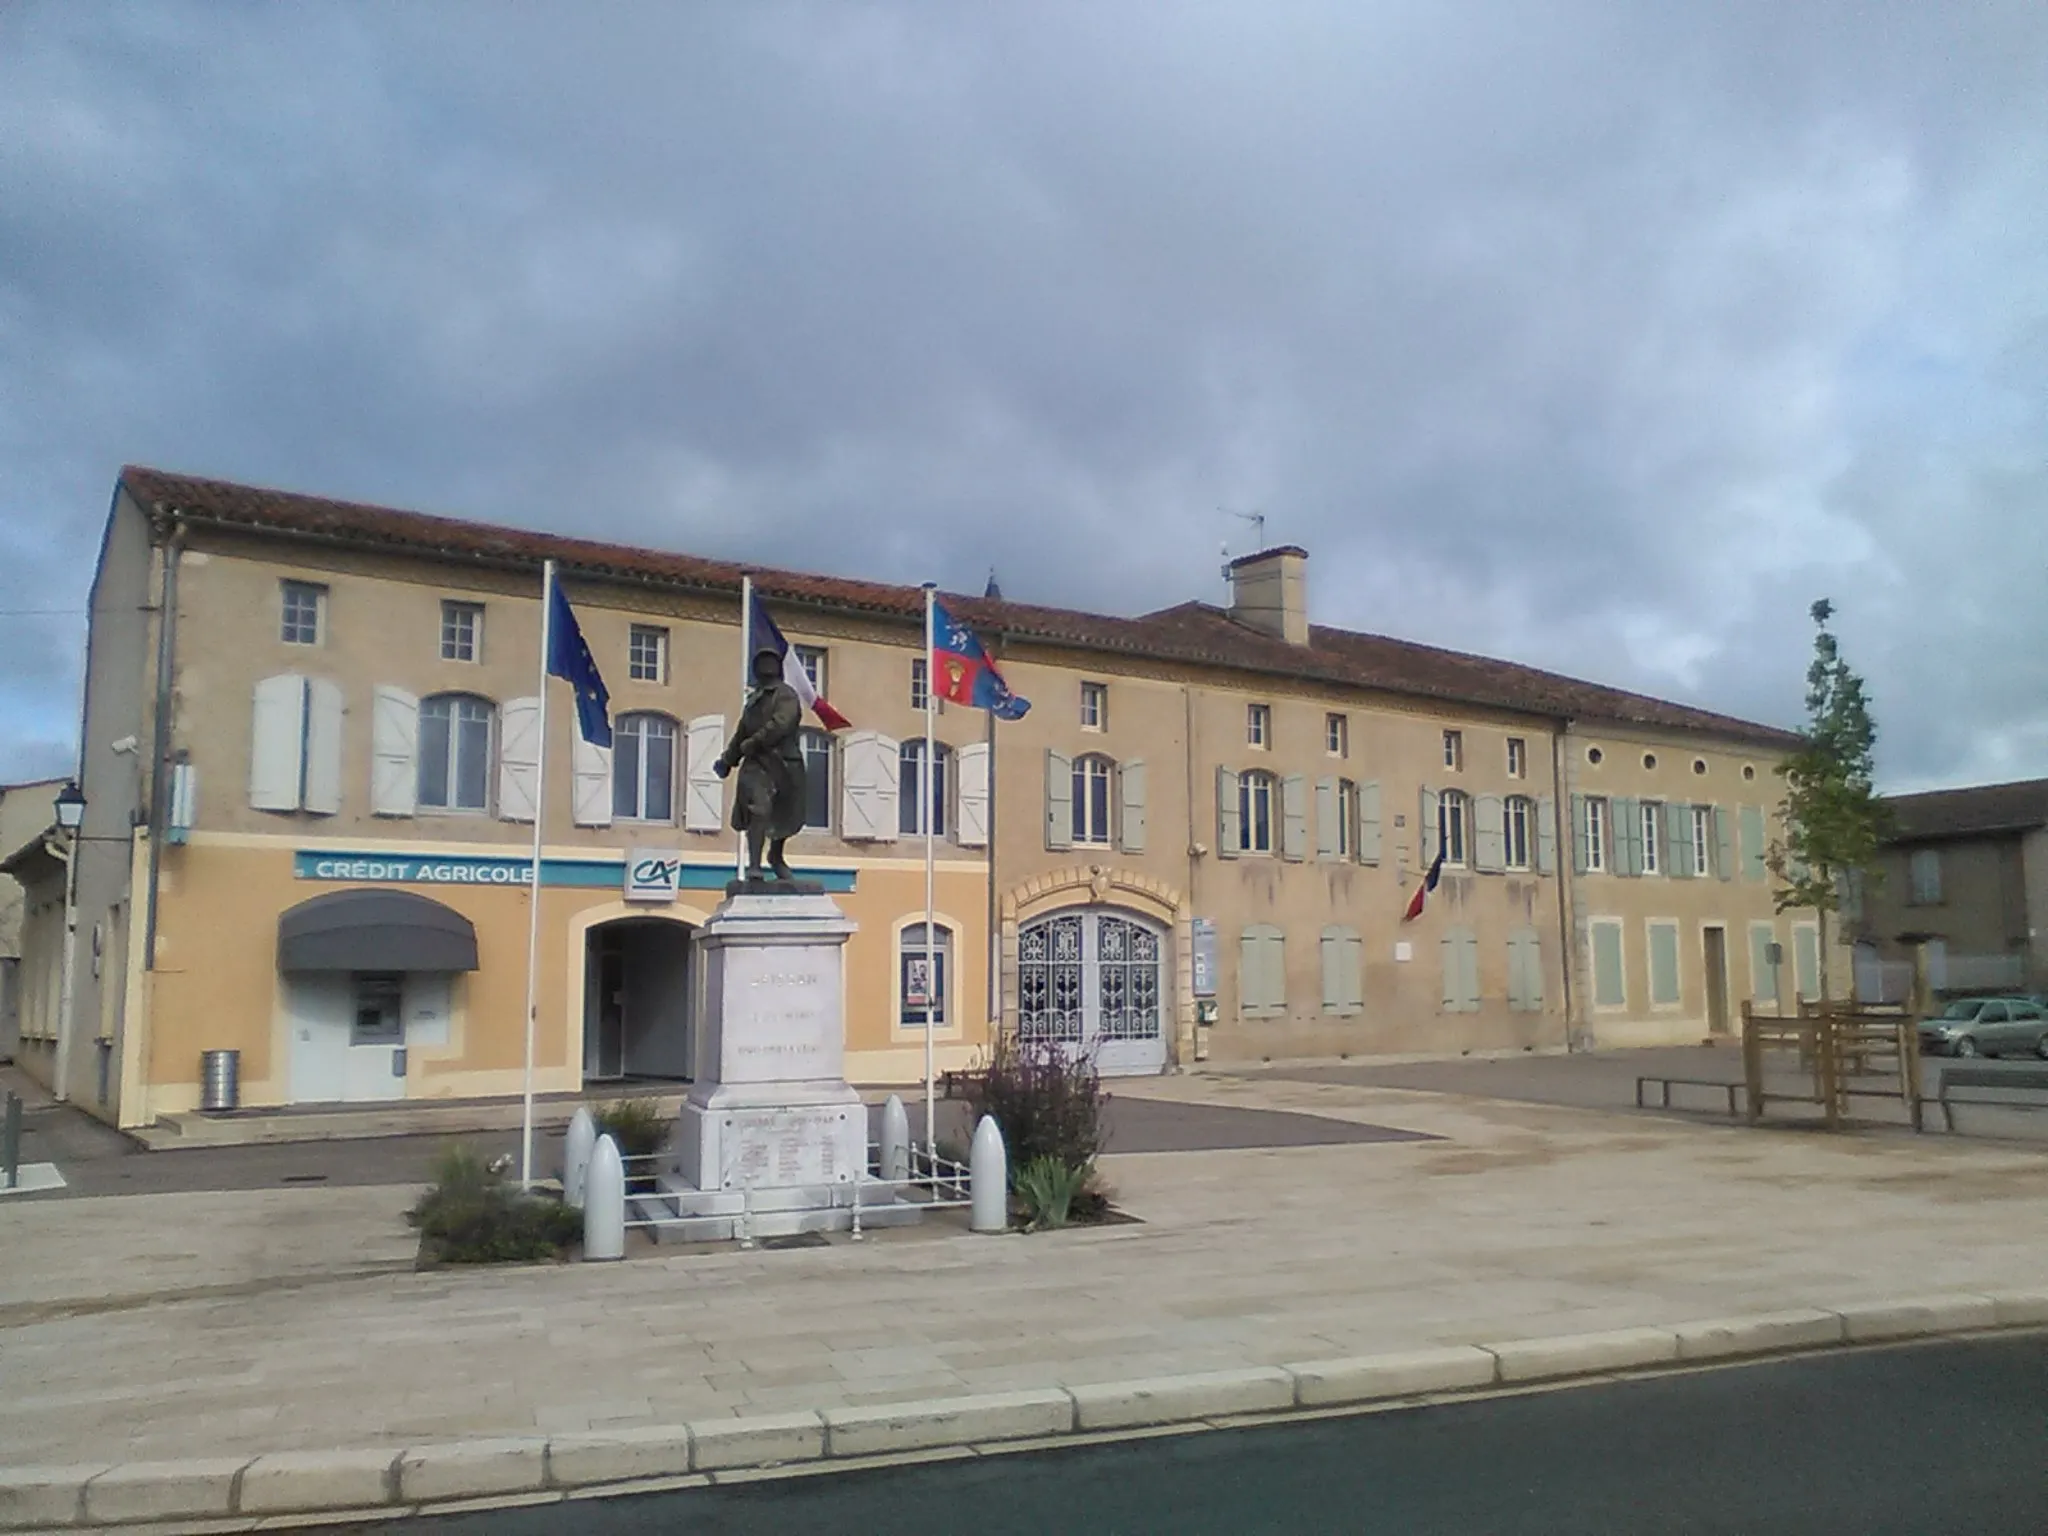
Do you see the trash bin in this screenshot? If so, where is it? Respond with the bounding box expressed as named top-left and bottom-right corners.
top-left (200, 1049), bottom-right (240, 1112)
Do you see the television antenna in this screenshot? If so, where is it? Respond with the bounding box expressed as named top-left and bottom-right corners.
top-left (1218, 508), bottom-right (1267, 579)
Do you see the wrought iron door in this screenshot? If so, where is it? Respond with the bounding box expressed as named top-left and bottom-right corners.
top-left (1019, 908), bottom-right (1166, 1075)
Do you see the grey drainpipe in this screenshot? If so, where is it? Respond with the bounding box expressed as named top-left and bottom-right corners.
top-left (1551, 720), bottom-right (1578, 1050)
top-left (143, 519), bottom-right (184, 969)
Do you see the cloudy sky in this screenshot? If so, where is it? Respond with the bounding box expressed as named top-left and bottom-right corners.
top-left (3, 1), bottom-right (2043, 792)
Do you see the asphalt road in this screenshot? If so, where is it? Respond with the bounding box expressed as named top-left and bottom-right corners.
top-left (382, 1334), bottom-right (2048, 1536)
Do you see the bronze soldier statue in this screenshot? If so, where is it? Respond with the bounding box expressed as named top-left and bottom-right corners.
top-left (714, 647), bottom-right (807, 882)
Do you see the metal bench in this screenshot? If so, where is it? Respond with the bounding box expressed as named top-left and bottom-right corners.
top-left (1635, 1076), bottom-right (1741, 1117)
top-left (1937, 1065), bottom-right (2048, 1132)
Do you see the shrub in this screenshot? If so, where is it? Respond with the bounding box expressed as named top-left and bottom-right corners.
top-left (965, 1030), bottom-right (1106, 1180)
top-left (593, 1098), bottom-right (670, 1161)
top-left (410, 1143), bottom-right (582, 1265)
top-left (1014, 1156), bottom-right (1091, 1231)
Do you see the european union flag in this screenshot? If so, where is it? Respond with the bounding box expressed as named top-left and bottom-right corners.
top-left (547, 580), bottom-right (612, 747)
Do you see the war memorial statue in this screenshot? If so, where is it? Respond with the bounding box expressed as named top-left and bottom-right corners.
top-left (714, 646), bottom-right (809, 884)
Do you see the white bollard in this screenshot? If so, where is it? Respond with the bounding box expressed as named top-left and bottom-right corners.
top-left (881, 1093), bottom-right (911, 1184)
top-left (583, 1134), bottom-right (626, 1261)
top-left (563, 1107), bottom-right (598, 1209)
top-left (970, 1114), bottom-right (1008, 1233)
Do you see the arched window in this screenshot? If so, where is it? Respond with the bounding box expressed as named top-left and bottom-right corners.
top-left (899, 921), bottom-right (952, 1029)
top-left (612, 713), bottom-right (677, 822)
top-left (801, 728), bottom-right (833, 831)
top-left (1504, 795), bottom-right (1533, 871)
top-left (419, 693), bottom-right (494, 811)
top-left (1440, 789), bottom-right (1469, 866)
top-left (1071, 754), bottom-right (1114, 845)
top-left (1238, 770), bottom-right (1276, 854)
top-left (899, 740), bottom-right (952, 836)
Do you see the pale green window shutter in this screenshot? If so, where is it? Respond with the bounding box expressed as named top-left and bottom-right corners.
top-left (1440, 932), bottom-right (1462, 1010)
top-left (1321, 928), bottom-right (1341, 1010)
top-left (1612, 796), bottom-right (1639, 877)
top-left (1713, 804), bottom-right (1733, 882)
top-left (1320, 926), bottom-right (1363, 1015)
top-left (1282, 775), bottom-right (1308, 862)
top-left (1592, 923), bottom-right (1625, 1007)
top-left (1241, 924), bottom-right (1284, 1016)
top-left (1666, 802), bottom-right (1691, 877)
top-left (1537, 796), bottom-right (1557, 874)
top-left (1315, 777), bottom-right (1338, 861)
top-left (1571, 794), bottom-right (1589, 873)
top-left (1118, 758), bottom-right (1147, 853)
top-left (1749, 923), bottom-right (1777, 1004)
top-left (1216, 766), bottom-right (1240, 859)
top-left (1358, 781), bottom-right (1382, 865)
top-left (1740, 805), bottom-right (1767, 882)
top-left (1519, 928), bottom-right (1544, 1011)
top-left (1505, 933), bottom-right (1527, 1012)
top-left (1345, 930), bottom-right (1365, 1011)
top-left (1420, 786), bottom-right (1440, 865)
top-left (1793, 926), bottom-right (1820, 1002)
top-left (1460, 930), bottom-right (1481, 1011)
top-left (1648, 922), bottom-right (1681, 1005)
top-left (1044, 749), bottom-right (1073, 851)
top-left (1473, 794), bottom-right (1506, 873)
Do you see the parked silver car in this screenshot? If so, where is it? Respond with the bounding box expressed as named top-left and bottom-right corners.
top-left (1918, 996), bottom-right (2048, 1058)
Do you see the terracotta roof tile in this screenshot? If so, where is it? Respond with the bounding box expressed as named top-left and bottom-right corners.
top-left (120, 465), bottom-right (1800, 749)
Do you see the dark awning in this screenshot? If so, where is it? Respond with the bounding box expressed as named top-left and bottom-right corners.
top-left (277, 889), bottom-right (479, 973)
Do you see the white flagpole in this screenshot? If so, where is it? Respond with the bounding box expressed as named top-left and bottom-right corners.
top-left (738, 575), bottom-right (752, 881)
top-left (922, 583), bottom-right (938, 1154)
top-left (519, 559), bottom-right (556, 1188)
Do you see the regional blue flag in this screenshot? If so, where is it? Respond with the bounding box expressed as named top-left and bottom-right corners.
top-left (931, 598), bottom-right (1030, 720)
top-left (547, 580), bottom-right (612, 747)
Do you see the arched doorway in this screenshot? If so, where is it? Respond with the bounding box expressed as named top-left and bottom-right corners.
top-left (584, 916), bottom-right (696, 1083)
top-left (1019, 907), bottom-right (1167, 1076)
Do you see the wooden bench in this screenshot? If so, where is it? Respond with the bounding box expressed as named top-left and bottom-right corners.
top-left (1635, 1076), bottom-right (1741, 1117)
top-left (1937, 1065), bottom-right (2048, 1133)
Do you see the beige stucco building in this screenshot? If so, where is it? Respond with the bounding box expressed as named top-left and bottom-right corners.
top-left (14, 468), bottom-right (1822, 1127)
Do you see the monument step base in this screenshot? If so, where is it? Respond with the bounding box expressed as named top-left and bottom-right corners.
top-left (636, 1173), bottom-right (925, 1243)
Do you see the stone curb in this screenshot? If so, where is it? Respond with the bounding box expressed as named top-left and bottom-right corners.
top-left (2, 1290), bottom-right (2037, 1531)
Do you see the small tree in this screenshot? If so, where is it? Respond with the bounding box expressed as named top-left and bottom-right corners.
top-left (1766, 599), bottom-right (1892, 1003)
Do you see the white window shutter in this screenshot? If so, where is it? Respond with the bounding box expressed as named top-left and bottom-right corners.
top-left (841, 731), bottom-right (899, 842)
top-left (1118, 758), bottom-right (1147, 853)
top-left (1474, 793), bottom-right (1506, 872)
top-left (1281, 774), bottom-right (1308, 862)
top-left (1215, 767), bottom-right (1240, 859)
top-left (1358, 780), bottom-right (1382, 865)
top-left (371, 685), bottom-right (418, 817)
top-left (1315, 778), bottom-right (1338, 860)
top-left (1044, 749), bottom-right (1073, 851)
top-left (684, 715), bottom-right (726, 833)
top-left (249, 673), bottom-right (307, 811)
top-left (497, 696), bottom-right (541, 823)
top-left (572, 733), bottom-right (613, 827)
top-left (1419, 787), bottom-right (1440, 865)
top-left (956, 742), bottom-right (990, 848)
top-left (1537, 796), bottom-right (1557, 874)
top-left (303, 678), bottom-right (344, 815)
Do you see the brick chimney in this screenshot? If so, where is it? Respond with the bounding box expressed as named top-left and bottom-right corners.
top-left (1227, 545), bottom-right (1310, 645)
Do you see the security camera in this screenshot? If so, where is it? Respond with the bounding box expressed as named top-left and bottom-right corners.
top-left (110, 735), bottom-right (138, 755)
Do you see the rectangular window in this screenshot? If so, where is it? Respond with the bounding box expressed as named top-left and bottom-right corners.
top-left (899, 923), bottom-right (950, 1028)
top-left (1247, 703), bottom-right (1271, 748)
top-left (1440, 790), bottom-right (1469, 866)
top-left (439, 601), bottom-right (482, 662)
top-left (1443, 730), bottom-right (1463, 770)
top-left (628, 624), bottom-right (668, 683)
top-left (1585, 797), bottom-right (1607, 873)
top-left (1072, 755), bottom-right (1113, 844)
top-left (1648, 921), bottom-right (1681, 1006)
top-left (418, 695), bottom-right (493, 811)
top-left (1238, 771), bottom-right (1275, 853)
top-left (281, 581), bottom-right (325, 646)
top-left (794, 645), bottom-right (826, 694)
top-left (910, 657), bottom-right (930, 712)
top-left (1591, 920), bottom-right (1625, 1008)
top-left (1691, 806), bottom-right (1713, 878)
top-left (1641, 802), bottom-right (1662, 875)
top-left (1326, 713), bottom-right (1349, 758)
top-left (1909, 848), bottom-right (1942, 904)
top-left (802, 728), bottom-right (832, 831)
top-left (1503, 796), bottom-right (1531, 870)
top-left (1505, 737), bottom-right (1525, 778)
top-left (1336, 779), bottom-right (1358, 858)
top-left (1080, 681), bottom-right (1108, 731)
top-left (899, 739), bottom-right (948, 837)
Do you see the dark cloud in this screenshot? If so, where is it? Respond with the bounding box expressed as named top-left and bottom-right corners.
top-left (2, 0), bottom-right (2043, 792)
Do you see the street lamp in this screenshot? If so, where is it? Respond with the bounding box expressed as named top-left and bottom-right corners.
top-left (52, 779), bottom-right (85, 1102)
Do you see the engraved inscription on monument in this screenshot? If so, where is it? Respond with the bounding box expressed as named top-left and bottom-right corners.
top-left (717, 1107), bottom-right (852, 1189)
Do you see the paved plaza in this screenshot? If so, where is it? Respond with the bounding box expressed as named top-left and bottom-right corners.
top-left (3, 1066), bottom-right (2047, 1470)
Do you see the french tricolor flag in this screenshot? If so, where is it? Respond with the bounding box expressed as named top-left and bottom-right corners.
top-left (750, 597), bottom-right (852, 731)
top-left (1402, 807), bottom-right (1448, 922)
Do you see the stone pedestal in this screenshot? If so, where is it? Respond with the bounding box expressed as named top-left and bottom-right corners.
top-left (652, 889), bottom-right (918, 1239)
